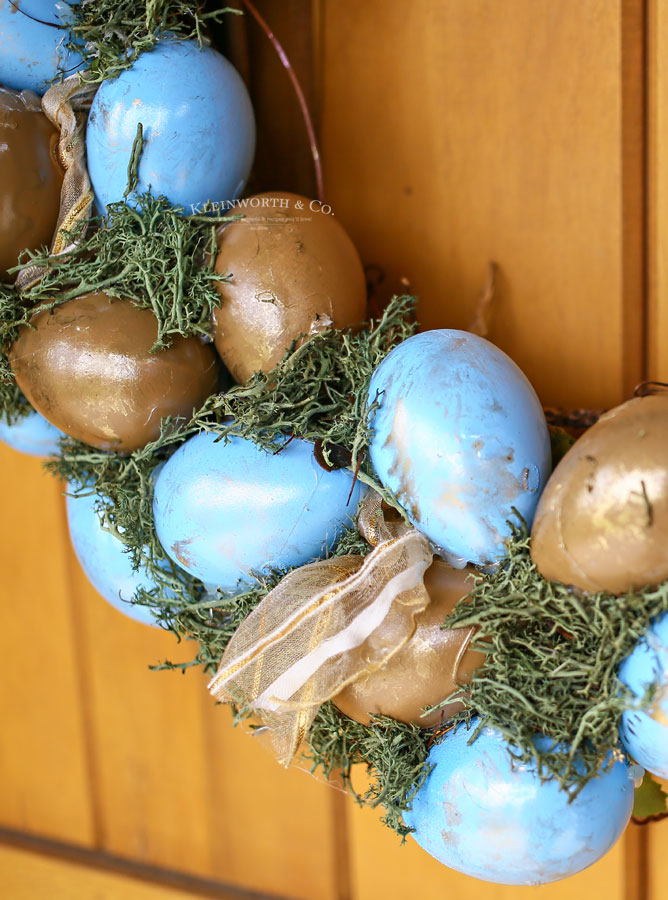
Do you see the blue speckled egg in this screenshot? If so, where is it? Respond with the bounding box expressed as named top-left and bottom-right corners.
top-left (0, 409), bottom-right (63, 456)
top-left (404, 719), bottom-right (634, 885)
top-left (66, 486), bottom-right (161, 627)
top-left (0, 1), bottom-right (83, 93)
top-left (367, 330), bottom-right (551, 564)
top-left (153, 432), bottom-right (362, 589)
top-left (86, 39), bottom-right (255, 215)
top-left (619, 612), bottom-right (668, 777)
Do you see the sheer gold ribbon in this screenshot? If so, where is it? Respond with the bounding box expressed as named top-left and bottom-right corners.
top-left (16, 74), bottom-right (97, 291)
top-left (208, 493), bottom-right (434, 765)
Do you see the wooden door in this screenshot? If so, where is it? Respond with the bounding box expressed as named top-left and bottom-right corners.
top-left (0, 2), bottom-right (665, 898)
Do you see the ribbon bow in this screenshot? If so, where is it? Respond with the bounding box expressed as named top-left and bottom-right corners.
top-left (208, 492), bottom-right (433, 764)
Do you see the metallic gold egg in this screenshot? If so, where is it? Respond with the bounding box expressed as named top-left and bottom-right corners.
top-left (10, 292), bottom-right (219, 452)
top-left (212, 191), bottom-right (367, 383)
top-left (332, 560), bottom-right (484, 727)
top-left (0, 87), bottom-right (63, 280)
top-left (531, 394), bottom-right (668, 594)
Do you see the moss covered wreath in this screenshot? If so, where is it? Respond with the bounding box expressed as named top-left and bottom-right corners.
top-left (1, 0), bottom-right (668, 887)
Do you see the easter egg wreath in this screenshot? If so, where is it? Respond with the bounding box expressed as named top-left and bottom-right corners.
top-left (1, 0), bottom-right (668, 887)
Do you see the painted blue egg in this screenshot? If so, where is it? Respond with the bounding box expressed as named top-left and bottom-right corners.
top-left (66, 486), bottom-right (161, 627)
top-left (619, 612), bottom-right (668, 777)
top-left (404, 719), bottom-right (634, 885)
top-left (153, 432), bottom-right (362, 589)
top-left (86, 39), bottom-right (255, 215)
top-left (0, 409), bottom-right (63, 456)
top-left (0, 1), bottom-right (83, 94)
top-left (367, 330), bottom-right (551, 564)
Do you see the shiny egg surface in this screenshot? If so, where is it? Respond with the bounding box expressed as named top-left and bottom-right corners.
top-left (531, 394), bottom-right (668, 594)
top-left (212, 192), bottom-right (366, 383)
top-left (10, 292), bottom-right (219, 452)
top-left (367, 330), bottom-right (551, 565)
top-left (153, 431), bottom-right (363, 590)
top-left (66, 486), bottom-right (160, 627)
top-left (86, 39), bottom-right (255, 214)
top-left (0, 86), bottom-right (63, 280)
top-left (619, 611), bottom-right (668, 778)
top-left (0, 408), bottom-right (63, 456)
top-left (0, 0), bottom-right (83, 93)
top-left (404, 719), bottom-right (634, 885)
top-left (333, 560), bottom-right (484, 727)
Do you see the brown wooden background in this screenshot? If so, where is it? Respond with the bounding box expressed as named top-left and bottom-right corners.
top-left (2, 1), bottom-right (668, 897)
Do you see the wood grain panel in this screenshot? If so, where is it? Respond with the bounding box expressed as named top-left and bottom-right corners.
top-left (0, 843), bottom-right (244, 900)
top-left (0, 448), bottom-right (94, 845)
top-left (66, 516), bottom-right (341, 899)
top-left (319, 0), bottom-right (645, 408)
top-left (66, 551), bottom-right (213, 872)
top-left (245, 0), bottom-right (321, 199)
top-left (648, 0), bottom-right (668, 381)
top-left (645, 2), bottom-right (668, 888)
top-left (624, 823), bottom-right (648, 900)
top-left (646, 818), bottom-right (668, 900)
top-left (202, 704), bottom-right (341, 900)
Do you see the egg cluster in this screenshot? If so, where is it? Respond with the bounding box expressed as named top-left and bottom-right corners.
top-left (1, 2), bottom-right (668, 888)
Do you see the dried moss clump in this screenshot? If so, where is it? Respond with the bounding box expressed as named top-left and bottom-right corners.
top-left (66, 2), bottom-right (240, 85)
top-left (443, 528), bottom-right (668, 794)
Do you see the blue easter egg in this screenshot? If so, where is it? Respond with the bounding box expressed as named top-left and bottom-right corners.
top-left (86, 39), bottom-right (255, 215)
top-left (367, 330), bottom-right (551, 564)
top-left (153, 432), bottom-right (362, 589)
top-left (0, 409), bottom-right (63, 456)
top-left (66, 487), bottom-right (161, 627)
top-left (404, 720), bottom-right (634, 885)
top-left (0, 1), bottom-right (83, 93)
top-left (619, 612), bottom-right (668, 777)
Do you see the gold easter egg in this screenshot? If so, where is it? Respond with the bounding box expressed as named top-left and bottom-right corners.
top-left (332, 560), bottom-right (484, 727)
top-left (531, 394), bottom-right (668, 594)
top-left (0, 87), bottom-right (63, 280)
top-left (212, 191), bottom-right (367, 383)
top-left (10, 291), bottom-right (219, 452)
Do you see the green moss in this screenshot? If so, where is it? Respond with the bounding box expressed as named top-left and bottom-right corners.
top-left (66, 2), bottom-right (241, 85)
top-left (442, 528), bottom-right (668, 794)
top-left (305, 702), bottom-right (432, 838)
top-left (13, 192), bottom-right (235, 350)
